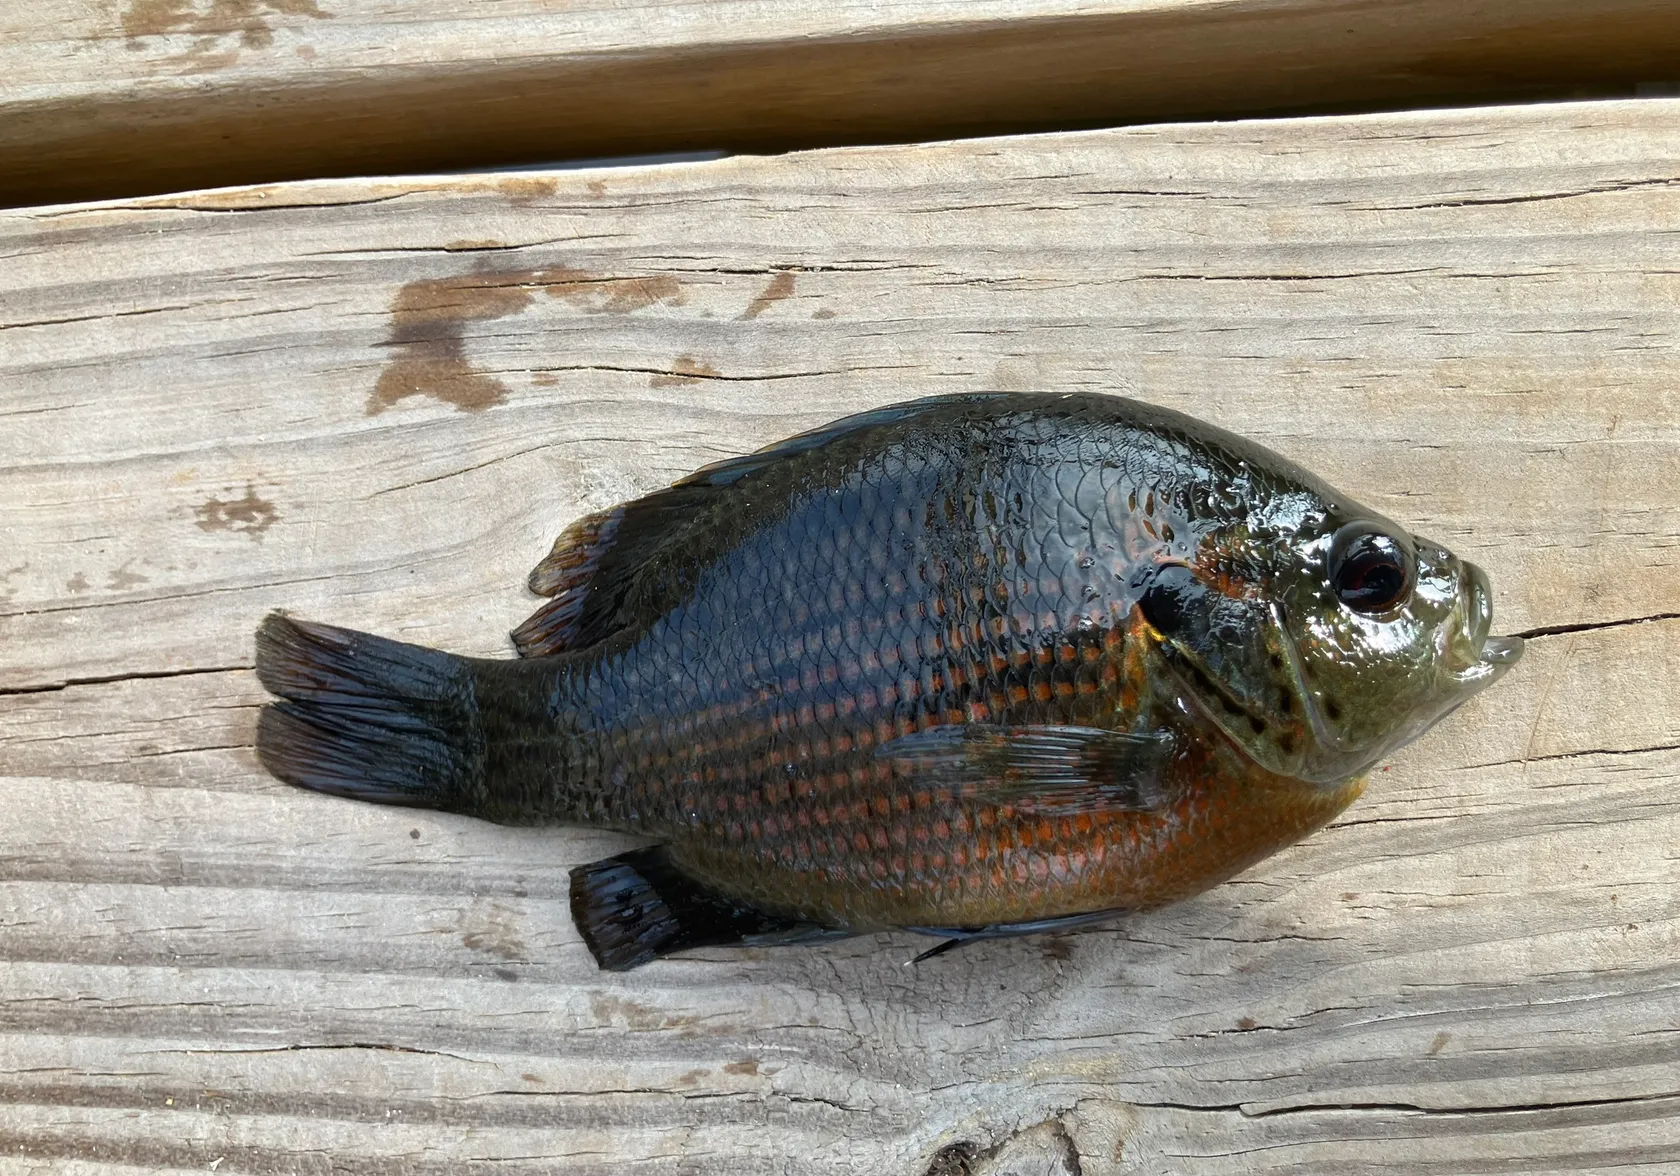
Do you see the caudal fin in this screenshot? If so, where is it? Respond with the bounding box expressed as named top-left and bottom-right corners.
top-left (254, 612), bottom-right (485, 812)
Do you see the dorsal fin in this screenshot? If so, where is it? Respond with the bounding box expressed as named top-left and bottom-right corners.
top-left (512, 486), bottom-right (710, 657)
top-left (512, 394), bottom-right (1010, 657)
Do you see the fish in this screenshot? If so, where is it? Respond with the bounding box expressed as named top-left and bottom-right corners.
top-left (254, 391), bottom-right (1524, 970)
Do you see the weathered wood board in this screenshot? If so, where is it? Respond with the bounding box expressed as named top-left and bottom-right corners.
top-left (2, 99), bottom-right (1678, 1172)
top-left (8, 0), bottom-right (1680, 206)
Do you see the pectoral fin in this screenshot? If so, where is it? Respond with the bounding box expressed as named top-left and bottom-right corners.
top-left (877, 724), bottom-right (1176, 814)
top-left (906, 908), bottom-right (1127, 963)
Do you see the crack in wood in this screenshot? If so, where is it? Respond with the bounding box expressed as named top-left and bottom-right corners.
top-left (0, 664), bottom-right (249, 697)
top-left (1373, 175), bottom-right (1680, 210)
top-left (1512, 611), bottom-right (1680, 639)
top-left (1136, 1090), bottom-right (1680, 1118)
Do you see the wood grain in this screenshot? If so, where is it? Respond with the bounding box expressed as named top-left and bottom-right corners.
top-left (8, 0), bottom-right (1680, 207)
top-left (2, 99), bottom-right (1678, 1172)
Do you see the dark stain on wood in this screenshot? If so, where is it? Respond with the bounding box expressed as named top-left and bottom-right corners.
top-left (0, 563), bottom-right (24, 604)
top-left (194, 485), bottom-right (278, 540)
top-left (741, 271), bottom-right (797, 319)
top-left (498, 177), bottom-right (558, 205)
top-left (589, 994), bottom-right (706, 1034)
top-left (459, 901), bottom-right (527, 962)
top-left (107, 565), bottom-right (150, 590)
top-left (649, 355), bottom-right (722, 387)
top-left (121, 0), bottom-right (332, 53)
top-left (722, 1058), bottom-right (759, 1076)
top-left (813, 307), bottom-right (837, 320)
top-left (532, 372), bottom-right (558, 387)
top-left (66, 572), bottom-right (91, 594)
top-left (371, 265), bottom-right (685, 415)
top-left (539, 265), bottom-right (686, 314)
top-left (368, 273), bottom-right (532, 415)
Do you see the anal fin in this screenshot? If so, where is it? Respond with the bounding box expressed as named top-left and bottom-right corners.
top-left (569, 846), bottom-right (843, 971)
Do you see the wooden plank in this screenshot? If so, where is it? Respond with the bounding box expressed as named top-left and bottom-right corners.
top-left (2, 99), bottom-right (1678, 1171)
top-left (7, 0), bottom-right (1680, 207)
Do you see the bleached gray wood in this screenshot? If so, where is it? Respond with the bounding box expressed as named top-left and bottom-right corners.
top-left (2, 100), bottom-right (1677, 1172)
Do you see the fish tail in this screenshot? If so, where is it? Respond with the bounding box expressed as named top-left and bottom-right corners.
top-left (255, 612), bottom-right (488, 813)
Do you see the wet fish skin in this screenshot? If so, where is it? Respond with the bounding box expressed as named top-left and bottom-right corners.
top-left (255, 391), bottom-right (1521, 968)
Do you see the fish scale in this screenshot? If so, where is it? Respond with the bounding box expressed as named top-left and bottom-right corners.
top-left (254, 391), bottom-right (1521, 969)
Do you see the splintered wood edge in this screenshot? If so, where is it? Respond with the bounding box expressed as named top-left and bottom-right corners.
top-left (5, 0), bottom-right (1680, 205)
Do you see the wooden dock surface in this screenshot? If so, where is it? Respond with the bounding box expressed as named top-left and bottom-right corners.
top-left (6, 0), bottom-right (1680, 205)
top-left (2, 99), bottom-right (1678, 1172)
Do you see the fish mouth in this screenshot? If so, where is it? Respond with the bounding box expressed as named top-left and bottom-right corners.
top-left (1453, 560), bottom-right (1524, 684)
top-left (1479, 635), bottom-right (1524, 669)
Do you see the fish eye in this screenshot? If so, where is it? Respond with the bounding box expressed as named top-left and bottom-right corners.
top-left (1329, 523), bottom-right (1414, 614)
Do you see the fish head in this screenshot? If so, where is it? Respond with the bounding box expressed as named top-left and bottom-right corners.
top-left (1135, 489), bottom-right (1523, 786)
